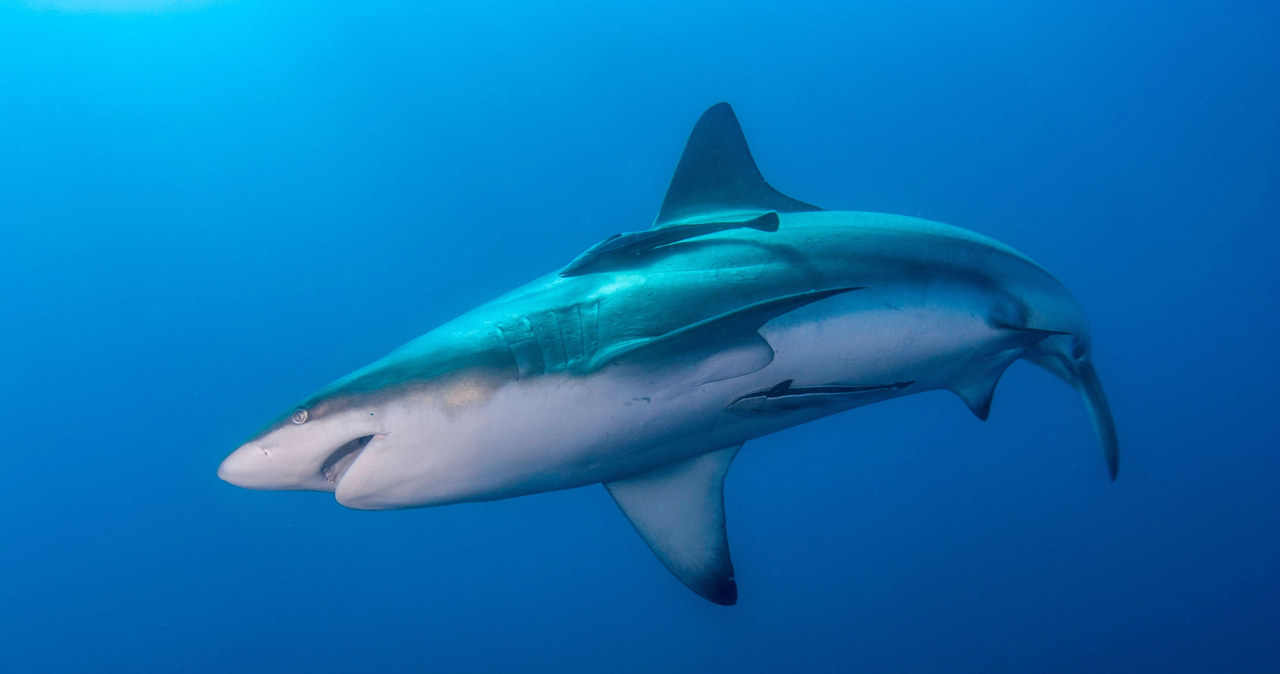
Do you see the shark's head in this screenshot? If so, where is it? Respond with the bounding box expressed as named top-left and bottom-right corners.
top-left (218, 332), bottom-right (519, 505)
top-left (217, 391), bottom-right (386, 493)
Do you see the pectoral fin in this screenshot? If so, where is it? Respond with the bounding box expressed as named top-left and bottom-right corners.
top-left (604, 445), bottom-right (741, 605)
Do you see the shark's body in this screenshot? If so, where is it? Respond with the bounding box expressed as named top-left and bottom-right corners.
top-left (219, 103), bottom-right (1117, 605)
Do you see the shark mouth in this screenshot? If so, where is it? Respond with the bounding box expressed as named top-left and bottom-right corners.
top-left (321, 435), bottom-right (374, 484)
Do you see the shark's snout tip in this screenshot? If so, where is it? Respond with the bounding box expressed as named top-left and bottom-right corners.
top-left (216, 444), bottom-right (263, 487)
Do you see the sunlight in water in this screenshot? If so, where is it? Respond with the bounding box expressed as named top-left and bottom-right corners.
top-left (24, 0), bottom-right (220, 12)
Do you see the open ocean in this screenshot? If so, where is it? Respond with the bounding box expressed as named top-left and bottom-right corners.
top-left (2, 1), bottom-right (1277, 672)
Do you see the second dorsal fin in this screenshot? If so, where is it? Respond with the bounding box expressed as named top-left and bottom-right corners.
top-left (653, 103), bottom-right (820, 228)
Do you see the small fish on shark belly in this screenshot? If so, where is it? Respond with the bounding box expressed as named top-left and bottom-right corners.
top-left (727, 379), bottom-right (915, 413)
top-left (218, 102), bottom-right (1118, 606)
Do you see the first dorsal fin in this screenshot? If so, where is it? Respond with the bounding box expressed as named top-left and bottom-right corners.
top-left (604, 445), bottom-right (741, 605)
top-left (654, 103), bottom-right (820, 228)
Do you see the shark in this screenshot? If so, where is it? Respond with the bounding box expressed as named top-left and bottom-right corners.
top-left (218, 103), bottom-right (1118, 605)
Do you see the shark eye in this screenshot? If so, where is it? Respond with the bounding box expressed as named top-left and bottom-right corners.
top-left (291, 409), bottom-right (309, 424)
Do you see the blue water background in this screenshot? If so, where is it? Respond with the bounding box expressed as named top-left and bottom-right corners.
top-left (2, 1), bottom-right (1277, 671)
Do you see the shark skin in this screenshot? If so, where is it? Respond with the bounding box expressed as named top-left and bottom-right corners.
top-left (218, 103), bottom-right (1117, 606)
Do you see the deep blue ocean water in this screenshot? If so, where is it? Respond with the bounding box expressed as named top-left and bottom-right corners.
top-left (2, 1), bottom-right (1277, 671)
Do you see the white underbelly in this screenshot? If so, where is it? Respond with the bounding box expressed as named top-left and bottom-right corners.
top-left (374, 293), bottom-right (1005, 507)
top-left (760, 297), bottom-right (1000, 390)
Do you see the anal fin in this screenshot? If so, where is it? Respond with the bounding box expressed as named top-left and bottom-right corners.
top-left (604, 445), bottom-right (741, 605)
top-left (950, 370), bottom-right (1006, 421)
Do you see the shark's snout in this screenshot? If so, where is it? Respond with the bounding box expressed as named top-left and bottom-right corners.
top-left (217, 443), bottom-right (271, 488)
top-left (217, 439), bottom-right (342, 492)
top-left (218, 402), bottom-right (386, 493)
top-left (218, 431), bottom-right (377, 492)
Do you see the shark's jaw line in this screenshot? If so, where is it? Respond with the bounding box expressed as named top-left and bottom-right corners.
top-left (320, 434), bottom-right (376, 485)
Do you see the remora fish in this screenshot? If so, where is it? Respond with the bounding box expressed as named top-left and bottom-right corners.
top-left (218, 103), bottom-right (1117, 605)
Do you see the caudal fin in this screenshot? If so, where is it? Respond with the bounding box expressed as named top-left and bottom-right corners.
top-left (1030, 353), bottom-right (1119, 480)
top-left (1075, 359), bottom-right (1119, 480)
